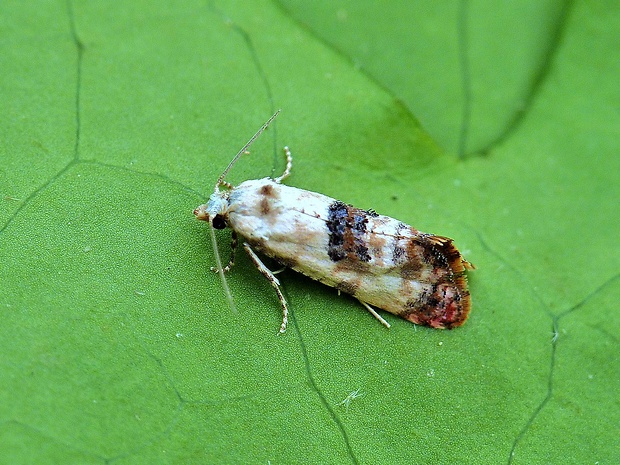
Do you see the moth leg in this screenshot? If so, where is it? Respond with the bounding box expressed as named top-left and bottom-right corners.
top-left (211, 231), bottom-right (238, 273)
top-left (217, 180), bottom-right (235, 191)
top-left (358, 300), bottom-right (391, 329)
top-left (273, 146), bottom-right (293, 183)
top-left (242, 242), bottom-right (289, 334)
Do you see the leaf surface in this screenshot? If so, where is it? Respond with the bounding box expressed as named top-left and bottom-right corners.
top-left (1, 1), bottom-right (618, 464)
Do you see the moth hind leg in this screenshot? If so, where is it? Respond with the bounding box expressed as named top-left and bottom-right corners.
top-left (273, 146), bottom-right (293, 183)
top-left (242, 242), bottom-right (289, 334)
top-left (358, 300), bottom-right (391, 329)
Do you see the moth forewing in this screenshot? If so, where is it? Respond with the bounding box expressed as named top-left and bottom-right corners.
top-left (194, 112), bottom-right (474, 333)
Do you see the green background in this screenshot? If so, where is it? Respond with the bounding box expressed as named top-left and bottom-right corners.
top-left (1, 1), bottom-right (618, 464)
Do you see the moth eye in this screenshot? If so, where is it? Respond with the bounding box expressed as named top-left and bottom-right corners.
top-left (212, 214), bottom-right (227, 230)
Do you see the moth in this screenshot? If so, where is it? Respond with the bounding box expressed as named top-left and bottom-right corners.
top-left (194, 111), bottom-right (474, 333)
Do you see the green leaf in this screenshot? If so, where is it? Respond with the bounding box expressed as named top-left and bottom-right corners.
top-left (1, 1), bottom-right (618, 464)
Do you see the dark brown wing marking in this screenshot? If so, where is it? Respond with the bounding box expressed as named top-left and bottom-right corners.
top-left (327, 201), bottom-right (373, 263)
top-left (399, 234), bottom-right (473, 329)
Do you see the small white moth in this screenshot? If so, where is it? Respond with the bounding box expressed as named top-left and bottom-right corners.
top-left (194, 111), bottom-right (473, 333)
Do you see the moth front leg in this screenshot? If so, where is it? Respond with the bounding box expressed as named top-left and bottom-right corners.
top-left (242, 242), bottom-right (289, 334)
top-left (211, 231), bottom-right (238, 273)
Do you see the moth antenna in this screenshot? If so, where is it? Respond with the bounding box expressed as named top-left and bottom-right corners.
top-left (209, 224), bottom-right (237, 313)
top-left (214, 109), bottom-right (281, 192)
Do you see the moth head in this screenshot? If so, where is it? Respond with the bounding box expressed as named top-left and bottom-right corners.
top-left (193, 192), bottom-right (230, 229)
top-left (194, 110), bottom-right (281, 230)
top-left (194, 190), bottom-right (237, 315)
